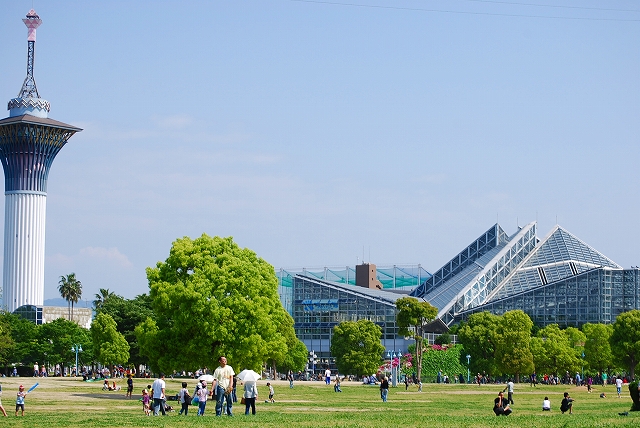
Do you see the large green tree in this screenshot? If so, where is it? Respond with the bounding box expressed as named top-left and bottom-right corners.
top-left (610, 309), bottom-right (640, 379)
top-left (136, 234), bottom-right (294, 373)
top-left (1, 312), bottom-right (38, 367)
top-left (583, 323), bottom-right (614, 374)
top-left (91, 313), bottom-right (130, 366)
top-left (330, 319), bottom-right (385, 377)
top-left (494, 310), bottom-right (534, 380)
top-left (531, 324), bottom-right (581, 376)
top-left (278, 337), bottom-right (308, 374)
top-left (97, 293), bottom-right (153, 367)
top-left (395, 297), bottom-right (438, 382)
top-left (38, 318), bottom-right (92, 371)
top-left (58, 273), bottom-right (83, 322)
top-left (457, 311), bottom-right (500, 377)
top-left (270, 319), bottom-right (307, 374)
top-left (0, 313), bottom-right (15, 374)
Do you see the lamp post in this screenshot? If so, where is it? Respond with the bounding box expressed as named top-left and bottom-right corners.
top-left (396, 349), bottom-right (403, 386)
top-left (386, 351), bottom-right (394, 387)
top-left (466, 354), bottom-right (471, 384)
top-left (386, 350), bottom-right (403, 387)
top-left (71, 344), bottom-right (83, 377)
top-left (309, 351), bottom-right (317, 380)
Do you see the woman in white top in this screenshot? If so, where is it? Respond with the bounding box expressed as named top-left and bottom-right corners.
top-left (542, 396), bottom-right (551, 411)
top-left (243, 381), bottom-right (258, 415)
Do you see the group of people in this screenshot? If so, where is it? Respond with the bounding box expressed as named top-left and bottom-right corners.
top-left (493, 390), bottom-right (575, 416)
top-left (143, 356), bottom-right (255, 417)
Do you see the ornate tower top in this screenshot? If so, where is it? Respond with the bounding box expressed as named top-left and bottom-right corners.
top-left (7, 9), bottom-right (51, 118)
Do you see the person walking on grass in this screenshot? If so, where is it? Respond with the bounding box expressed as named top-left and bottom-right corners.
top-left (265, 382), bottom-right (275, 403)
top-left (616, 376), bottom-right (623, 398)
top-left (380, 376), bottom-right (389, 402)
top-left (178, 382), bottom-right (191, 415)
top-left (196, 380), bottom-right (208, 416)
top-left (126, 374), bottom-right (134, 398)
top-left (503, 379), bottom-right (514, 404)
top-left (142, 389), bottom-right (151, 416)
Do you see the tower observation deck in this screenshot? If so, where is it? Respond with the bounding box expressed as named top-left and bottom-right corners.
top-left (0, 10), bottom-right (81, 312)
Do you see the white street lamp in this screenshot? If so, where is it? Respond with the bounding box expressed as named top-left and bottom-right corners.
top-left (71, 344), bottom-right (83, 377)
top-left (466, 354), bottom-right (471, 384)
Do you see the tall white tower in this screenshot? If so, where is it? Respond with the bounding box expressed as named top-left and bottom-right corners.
top-left (0, 10), bottom-right (81, 312)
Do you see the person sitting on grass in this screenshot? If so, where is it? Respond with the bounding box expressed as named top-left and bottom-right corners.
top-left (560, 392), bottom-right (574, 414)
top-left (493, 391), bottom-right (512, 416)
top-left (542, 396), bottom-right (551, 411)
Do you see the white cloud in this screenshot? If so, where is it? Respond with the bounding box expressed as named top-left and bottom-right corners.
top-left (154, 114), bottom-right (194, 130)
top-left (48, 247), bottom-right (133, 270)
top-left (78, 247), bottom-right (134, 268)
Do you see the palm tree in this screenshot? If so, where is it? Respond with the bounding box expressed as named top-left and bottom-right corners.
top-left (58, 273), bottom-right (82, 322)
top-left (93, 288), bottom-right (114, 310)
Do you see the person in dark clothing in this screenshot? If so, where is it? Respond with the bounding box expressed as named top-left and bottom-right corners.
top-left (493, 391), bottom-right (512, 416)
top-left (560, 392), bottom-right (574, 414)
top-left (380, 377), bottom-right (389, 402)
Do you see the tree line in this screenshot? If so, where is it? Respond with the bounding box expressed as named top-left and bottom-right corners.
top-left (328, 297), bottom-right (640, 383)
top-left (0, 234), bottom-right (309, 376)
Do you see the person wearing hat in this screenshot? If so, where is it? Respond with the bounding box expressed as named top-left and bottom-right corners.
top-left (196, 380), bottom-right (208, 416)
top-left (15, 385), bottom-right (26, 416)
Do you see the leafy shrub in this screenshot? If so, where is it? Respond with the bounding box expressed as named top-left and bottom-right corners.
top-left (629, 381), bottom-right (640, 411)
top-left (421, 344), bottom-right (466, 383)
top-left (434, 333), bottom-right (451, 346)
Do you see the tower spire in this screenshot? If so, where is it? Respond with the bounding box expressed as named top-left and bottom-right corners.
top-left (7, 9), bottom-right (50, 118)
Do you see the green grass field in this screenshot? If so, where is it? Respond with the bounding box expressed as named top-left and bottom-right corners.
top-left (0, 376), bottom-right (637, 427)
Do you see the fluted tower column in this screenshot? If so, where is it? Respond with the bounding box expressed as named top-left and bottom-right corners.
top-left (0, 10), bottom-right (81, 312)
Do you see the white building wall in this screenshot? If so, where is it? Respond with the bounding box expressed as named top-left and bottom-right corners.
top-left (3, 191), bottom-right (46, 312)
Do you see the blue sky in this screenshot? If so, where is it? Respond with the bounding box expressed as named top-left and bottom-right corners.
top-left (0, 1), bottom-right (638, 302)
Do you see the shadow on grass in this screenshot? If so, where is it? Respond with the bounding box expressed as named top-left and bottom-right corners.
top-left (72, 393), bottom-right (138, 401)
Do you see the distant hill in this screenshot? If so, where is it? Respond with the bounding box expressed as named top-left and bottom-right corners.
top-left (43, 298), bottom-right (93, 308)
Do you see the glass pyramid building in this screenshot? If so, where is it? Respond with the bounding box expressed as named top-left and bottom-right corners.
top-left (410, 222), bottom-right (640, 327)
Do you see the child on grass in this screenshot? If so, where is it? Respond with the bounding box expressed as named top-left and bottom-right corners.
top-left (15, 385), bottom-right (26, 416)
top-left (142, 389), bottom-right (151, 416)
top-left (265, 382), bottom-right (275, 403)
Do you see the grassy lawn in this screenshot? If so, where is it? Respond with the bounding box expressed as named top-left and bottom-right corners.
top-left (0, 376), bottom-right (637, 427)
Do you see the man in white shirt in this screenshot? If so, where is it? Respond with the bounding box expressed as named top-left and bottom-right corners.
top-left (503, 379), bottom-right (515, 404)
top-left (325, 368), bottom-right (331, 385)
top-left (616, 377), bottom-right (624, 398)
top-left (213, 356), bottom-right (235, 416)
top-left (151, 373), bottom-right (166, 416)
